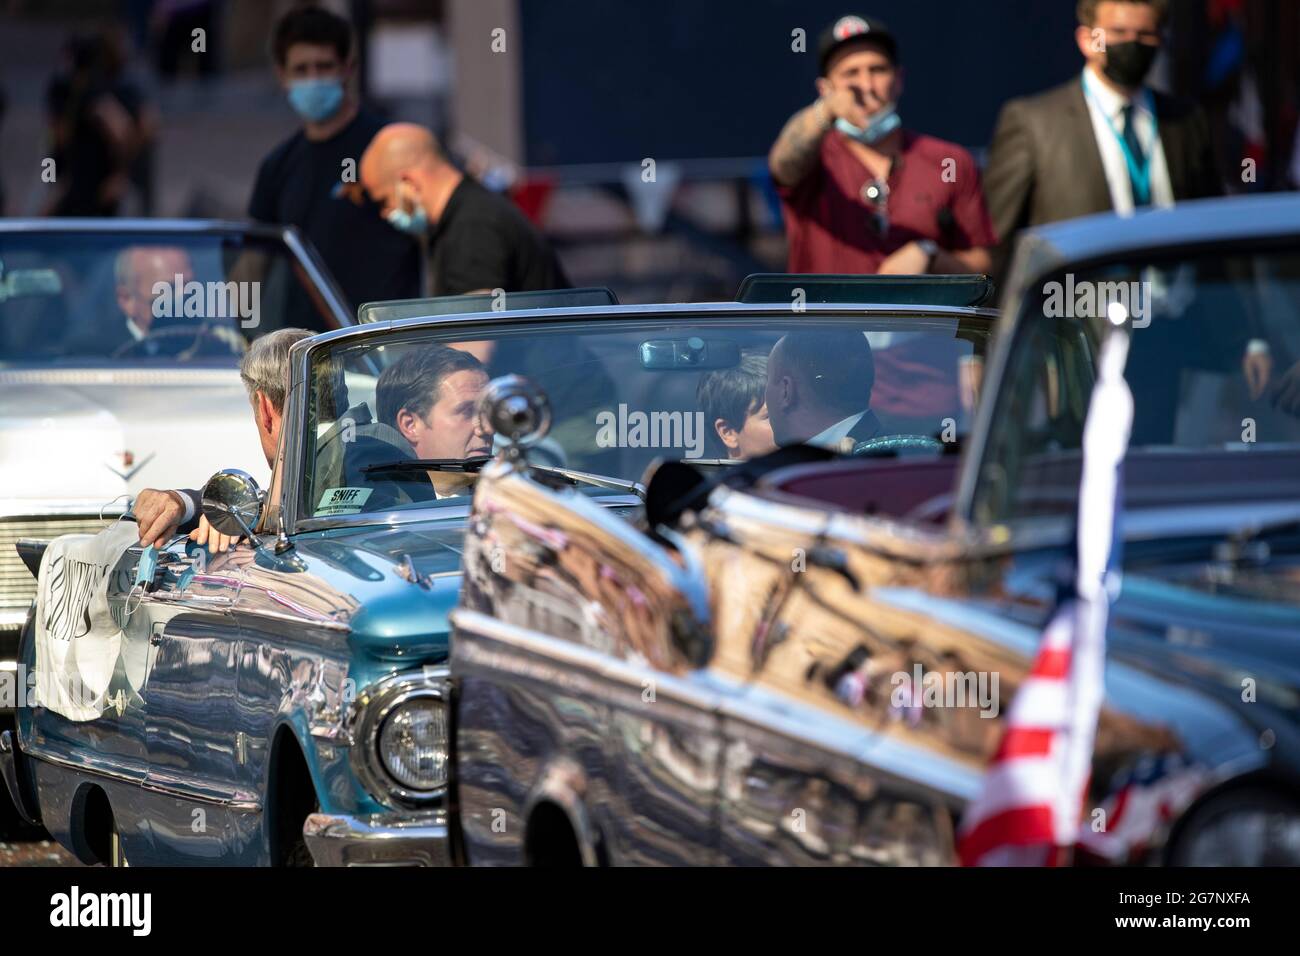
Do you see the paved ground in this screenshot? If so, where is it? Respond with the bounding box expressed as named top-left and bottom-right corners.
top-left (0, 836), bottom-right (82, 867)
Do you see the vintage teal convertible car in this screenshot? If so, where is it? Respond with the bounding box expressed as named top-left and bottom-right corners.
top-left (1, 291), bottom-right (571, 865)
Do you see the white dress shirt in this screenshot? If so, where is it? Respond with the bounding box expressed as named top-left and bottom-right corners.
top-left (1083, 68), bottom-right (1267, 356)
top-left (808, 411), bottom-right (867, 452)
top-left (1081, 67), bottom-right (1174, 214)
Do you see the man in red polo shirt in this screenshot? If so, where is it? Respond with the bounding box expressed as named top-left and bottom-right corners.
top-left (769, 15), bottom-right (996, 276)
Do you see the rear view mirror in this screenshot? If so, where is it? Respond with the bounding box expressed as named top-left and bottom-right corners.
top-left (640, 337), bottom-right (740, 370)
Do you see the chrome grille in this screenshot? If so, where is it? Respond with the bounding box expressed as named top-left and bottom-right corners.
top-left (0, 515), bottom-right (115, 629)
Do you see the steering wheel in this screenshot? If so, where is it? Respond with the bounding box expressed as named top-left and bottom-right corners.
top-left (111, 324), bottom-right (243, 360)
top-left (850, 434), bottom-right (946, 456)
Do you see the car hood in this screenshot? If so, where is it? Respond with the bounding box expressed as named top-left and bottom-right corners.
top-left (1111, 558), bottom-right (1300, 705)
top-left (291, 517), bottom-right (471, 663)
top-left (0, 367), bottom-right (269, 509)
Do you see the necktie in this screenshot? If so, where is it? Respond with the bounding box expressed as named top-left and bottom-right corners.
top-left (1121, 104), bottom-right (1150, 206)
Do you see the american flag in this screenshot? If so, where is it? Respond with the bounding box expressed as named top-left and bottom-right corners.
top-left (958, 330), bottom-right (1134, 867)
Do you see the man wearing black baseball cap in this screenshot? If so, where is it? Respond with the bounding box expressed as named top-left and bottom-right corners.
top-left (769, 15), bottom-right (995, 276)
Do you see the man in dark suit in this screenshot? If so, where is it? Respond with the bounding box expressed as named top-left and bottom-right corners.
top-left (766, 330), bottom-right (882, 452)
top-left (984, 0), bottom-right (1273, 424)
top-left (105, 246), bottom-right (195, 356)
top-left (984, 0), bottom-right (1219, 259)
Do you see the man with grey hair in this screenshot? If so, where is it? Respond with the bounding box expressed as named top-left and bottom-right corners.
top-left (133, 327), bottom-right (312, 551)
top-left (104, 246), bottom-right (194, 356)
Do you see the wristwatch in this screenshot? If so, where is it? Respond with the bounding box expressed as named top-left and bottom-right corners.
top-left (916, 239), bottom-right (939, 269)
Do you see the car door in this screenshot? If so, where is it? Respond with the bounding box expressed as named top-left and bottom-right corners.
top-left (138, 537), bottom-right (251, 859)
top-left (454, 467), bottom-right (719, 865)
top-left (690, 489), bottom-right (986, 865)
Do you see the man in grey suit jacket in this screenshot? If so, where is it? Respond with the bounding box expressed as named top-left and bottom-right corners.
top-left (984, 0), bottom-right (1274, 413)
top-left (984, 0), bottom-right (1220, 266)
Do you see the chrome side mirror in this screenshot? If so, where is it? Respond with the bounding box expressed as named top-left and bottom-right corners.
top-left (202, 469), bottom-right (264, 541)
top-left (479, 375), bottom-right (552, 462)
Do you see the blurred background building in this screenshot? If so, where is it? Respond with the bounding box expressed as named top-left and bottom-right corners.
top-left (0, 0), bottom-right (1297, 302)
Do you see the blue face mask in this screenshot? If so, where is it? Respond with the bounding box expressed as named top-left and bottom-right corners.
top-left (385, 197), bottom-right (429, 236)
top-left (287, 78), bottom-right (344, 123)
top-left (835, 105), bottom-right (901, 145)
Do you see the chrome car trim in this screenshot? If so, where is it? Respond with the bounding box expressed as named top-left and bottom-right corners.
top-left (235, 604), bottom-right (351, 633)
top-left (21, 743), bottom-right (263, 810)
top-left (0, 501), bottom-right (125, 519)
top-left (453, 607), bottom-right (718, 714)
top-left (141, 769), bottom-right (262, 811)
top-left (0, 369), bottom-right (246, 387)
top-left (295, 504), bottom-right (473, 534)
top-left (19, 743), bottom-right (144, 789)
top-left (281, 226), bottom-right (354, 329)
top-left (303, 808), bottom-right (451, 866)
top-left (453, 609), bottom-right (980, 804)
top-left (301, 301), bottom-right (999, 351)
top-left (0, 217), bottom-right (297, 238)
top-left (347, 668), bottom-right (451, 809)
top-left (281, 304), bottom-right (992, 534)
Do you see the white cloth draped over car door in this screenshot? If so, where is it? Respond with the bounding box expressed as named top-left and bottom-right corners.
top-left (33, 521), bottom-right (141, 722)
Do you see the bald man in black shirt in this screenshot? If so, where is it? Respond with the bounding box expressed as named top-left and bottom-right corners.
top-left (360, 123), bottom-right (569, 296)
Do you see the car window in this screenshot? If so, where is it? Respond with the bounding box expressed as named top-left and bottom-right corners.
top-left (298, 314), bottom-right (994, 523)
top-left (971, 247), bottom-right (1300, 528)
top-left (0, 231), bottom-right (340, 366)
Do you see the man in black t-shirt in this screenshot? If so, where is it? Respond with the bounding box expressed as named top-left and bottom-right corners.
top-left (247, 8), bottom-right (420, 319)
top-left (359, 123), bottom-right (569, 296)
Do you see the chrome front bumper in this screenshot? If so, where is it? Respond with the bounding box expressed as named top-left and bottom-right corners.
top-left (303, 808), bottom-right (452, 866)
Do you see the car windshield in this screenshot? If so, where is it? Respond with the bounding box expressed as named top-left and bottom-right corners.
top-left (299, 312), bottom-right (993, 521)
top-left (973, 246), bottom-right (1300, 525)
top-left (0, 230), bottom-right (341, 366)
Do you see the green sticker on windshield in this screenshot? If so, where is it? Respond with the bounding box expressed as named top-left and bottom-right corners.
top-left (316, 487), bottom-right (373, 516)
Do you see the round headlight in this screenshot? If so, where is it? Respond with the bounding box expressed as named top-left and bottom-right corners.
top-left (378, 698), bottom-right (448, 792)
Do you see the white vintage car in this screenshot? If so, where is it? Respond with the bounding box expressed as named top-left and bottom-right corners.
top-left (0, 219), bottom-right (352, 718)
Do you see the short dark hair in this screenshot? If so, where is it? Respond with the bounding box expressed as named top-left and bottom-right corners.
top-left (697, 352), bottom-right (769, 431)
top-left (1076, 0), bottom-right (1167, 26)
top-left (272, 6), bottom-right (353, 66)
top-left (377, 344), bottom-right (485, 429)
top-left (778, 330), bottom-right (874, 415)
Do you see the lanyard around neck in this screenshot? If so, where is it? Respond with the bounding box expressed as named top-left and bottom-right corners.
top-left (1082, 73), bottom-right (1157, 204)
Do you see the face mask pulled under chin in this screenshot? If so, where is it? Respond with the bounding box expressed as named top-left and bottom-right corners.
top-left (385, 195), bottom-right (429, 236)
top-left (835, 105), bottom-right (901, 145)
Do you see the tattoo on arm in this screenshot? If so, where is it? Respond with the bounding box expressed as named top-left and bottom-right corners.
top-left (769, 101), bottom-right (830, 187)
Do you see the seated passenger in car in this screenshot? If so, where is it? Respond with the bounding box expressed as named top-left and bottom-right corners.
top-left (696, 351), bottom-right (777, 460)
top-left (375, 343), bottom-right (495, 498)
top-left (765, 329), bottom-right (880, 452)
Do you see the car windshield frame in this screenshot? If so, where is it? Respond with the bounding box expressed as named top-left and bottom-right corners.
top-left (0, 219), bottom-right (352, 367)
top-left (278, 302), bottom-right (999, 535)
